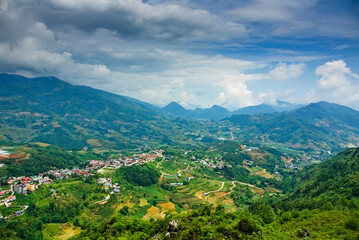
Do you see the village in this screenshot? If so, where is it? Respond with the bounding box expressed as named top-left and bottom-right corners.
top-left (0, 149), bottom-right (164, 219)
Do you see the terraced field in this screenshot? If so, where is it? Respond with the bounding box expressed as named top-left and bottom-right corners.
top-left (43, 223), bottom-right (81, 240)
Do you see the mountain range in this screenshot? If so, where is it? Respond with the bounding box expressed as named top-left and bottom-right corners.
top-left (161, 102), bottom-right (232, 121)
top-left (1, 73), bottom-right (359, 152)
top-left (227, 101), bottom-right (359, 150)
top-left (160, 100), bottom-right (303, 120)
top-left (0, 73), bottom-right (198, 149)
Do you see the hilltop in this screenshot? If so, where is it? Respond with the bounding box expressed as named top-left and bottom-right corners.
top-left (227, 101), bottom-right (359, 151)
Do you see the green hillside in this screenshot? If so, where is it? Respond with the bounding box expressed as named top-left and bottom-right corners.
top-left (0, 74), bottom-right (203, 150)
top-left (70, 148), bottom-right (359, 239)
top-left (278, 147), bottom-right (359, 211)
top-left (227, 102), bottom-right (359, 151)
top-left (0, 144), bottom-right (358, 239)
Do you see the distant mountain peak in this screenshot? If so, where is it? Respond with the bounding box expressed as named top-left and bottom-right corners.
top-left (210, 105), bottom-right (228, 110)
top-left (161, 101), bottom-right (189, 117)
top-left (163, 101), bottom-right (186, 110)
top-left (233, 101), bottom-right (304, 115)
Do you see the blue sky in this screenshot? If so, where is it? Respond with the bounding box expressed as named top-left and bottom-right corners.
top-left (0, 0), bottom-right (359, 110)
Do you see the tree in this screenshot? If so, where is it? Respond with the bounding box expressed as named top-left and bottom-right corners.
top-left (249, 201), bottom-right (276, 224)
top-left (120, 206), bottom-right (129, 215)
top-left (237, 217), bottom-right (259, 234)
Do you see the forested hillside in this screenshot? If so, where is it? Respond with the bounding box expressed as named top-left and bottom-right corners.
top-left (0, 74), bottom-right (202, 149)
top-left (277, 147), bottom-right (359, 211)
top-left (227, 102), bottom-right (359, 151)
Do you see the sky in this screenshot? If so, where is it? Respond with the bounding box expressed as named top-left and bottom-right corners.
top-left (0, 0), bottom-right (359, 110)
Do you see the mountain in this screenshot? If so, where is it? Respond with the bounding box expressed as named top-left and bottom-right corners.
top-left (193, 105), bottom-right (232, 120)
top-left (233, 100), bottom-right (303, 115)
top-left (161, 100), bottom-right (302, 120)
top-left (161, 102), bottom-right (231, 120)
top-left (0, 73), bottom-right (196, 149)
top-left (162, 101), bottom-right (189, 118)
top-left (279, 147), bottom-right (359, 210)
top-left (78, 85), bottom-right (160, 111)
top-left (227, 101), bottom-right (359, 151)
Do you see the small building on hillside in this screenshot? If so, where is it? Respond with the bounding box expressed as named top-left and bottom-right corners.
top-left (169, 183), bottom-right (183, 186)
top-left (5, 195), bottom-right (16, 202)
top-left (14, 210), bottom-right (24, 217)
top-left (112, 187), bottom-right (120, 193)
top-left (14, 184), bottom-right (27, 195)
top-left (26, 182), bottom-right (36, 192)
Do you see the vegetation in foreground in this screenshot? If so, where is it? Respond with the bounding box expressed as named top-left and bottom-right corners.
top-left (0, 143), bottom-right (359, 239)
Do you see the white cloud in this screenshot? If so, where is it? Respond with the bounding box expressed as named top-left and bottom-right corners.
top-left (269, 62), bottom-right (306, 81)
top-left (0, 19), bottom-right (309, 110)
top-left (214, 78), bottom-right (254, 109)
top-left (315, 60), bottom-right (352, 90)
top-left (258, 89), bottom-right (294, 105)
top-left (309, 60), bottom-right (359, 108)
top-left (0, 22), bottom-right (111, 84)
top-left (4, 1), bottom-right (355, 111)
top-left (227, 0), bottom-right (314, 23)
top-left (226, 0), bottom-right (359, 39)
top-left (40, 0), bottom-right (247, 42)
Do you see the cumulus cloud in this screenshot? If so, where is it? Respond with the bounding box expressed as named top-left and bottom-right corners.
top-left (215, 79), bottom-right (254, 109)
top-left (269, 62), bottom-right (306, 81)
top-left (226, 0), bottom-right (359, 38)
top-left (18, 0), bottom-right (246, 42)
top-left (1, 0), bottom-right (357, 110)
top-left (315, 60), bottom-right (353, 90)
top-left (309, 60), bottom-right (359, 108)
top-left (0, 22), bottom-right (111, 84)
top-left (0, 18), bottom-right (306, 109)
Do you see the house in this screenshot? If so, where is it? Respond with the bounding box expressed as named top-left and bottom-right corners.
top-left (104, 182), bottom-right (112, 190)
top-left (5, 195), bottom-right (16, 202)
top-left (184, 177), bottom-right (195, 182)
top-left (14, 210), bottom-right (24, 217)
top-left (97, 178), bottom-right (107, 184)
top-left (21, 177), bottom-right (32, 183)
top-left (14, 184), bottom-right (27, 194)
top-left (98, 178), bottom-right (112, 184)
top-left (112, 187), bottom-right (120, 193)
top-left (26, 182), bottom-right (36, 192)
top-left (0, 190), bottom-right (8, 197)
top-left (169, 183), bottom-right (183, 186)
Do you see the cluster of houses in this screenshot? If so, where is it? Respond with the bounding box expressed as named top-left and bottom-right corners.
top-left (46, 167), bottom-right (91, 180)
top-left (0, 175), bottom-right (55, 209)
top-left (6, 175), bottom-right (53, 194)
top-left (97, 178), bottom-right (121, 194)
top-left (0, 149), bottom-right (165, 217)
top-left (88, 150), bottom-right (164, 170)
top-left (241, 145), bottom-right (260, 153)
top-left (195, 158), bottom-right (230, 169)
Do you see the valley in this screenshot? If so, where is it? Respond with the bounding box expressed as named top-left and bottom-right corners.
top-left (0, 73), bottom-right (359, 239)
